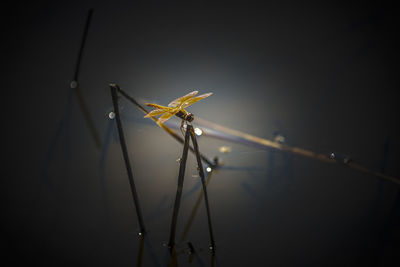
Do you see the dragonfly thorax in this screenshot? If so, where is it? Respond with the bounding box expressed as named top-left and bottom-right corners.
top-left (175, 110), bottom-right (194, 122)
top-left (185, 113), bottom-right (194, 122)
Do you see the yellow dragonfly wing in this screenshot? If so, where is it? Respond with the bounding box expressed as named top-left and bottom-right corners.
top-left (181, 92), bottom-right (213, 108)
top-left (145, 103), bottom-right (169, 109)
top-left (158, 112), bottom-right (175, 123)
top-left (144, 102), bottom-right (177, 119)
top-left (144, 91), bottom-right (212, 122)
top-left (144, 108), bottom-right (168, 118)
top-left (168, 91), bottom-right (198, 107)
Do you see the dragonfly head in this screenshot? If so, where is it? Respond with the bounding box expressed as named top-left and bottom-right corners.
top-left (185, 113), bottom-right (194, 122)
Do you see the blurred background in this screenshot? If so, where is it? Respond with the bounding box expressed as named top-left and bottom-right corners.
top-left (3, 1), bottom-right (400, 266)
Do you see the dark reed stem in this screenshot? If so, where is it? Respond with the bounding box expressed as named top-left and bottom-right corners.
top-left (188, 125), bottom-right (216, 254)
top-left (74, 9), bottom-right (93, 82)
top-left (71, 8), bottom-right (102, 149)
top-left (136, 235), bottom-right (145, 267)
top-left (110, 85), bottom-right (146, 234)
top-left (167, 247), bottom-right (179, 267)
top-left (74, 85), bottom-right (102, 149)
top-left (114, 85), bottom-right (215, 167)
top-left (168, 125), bottom-right (191, 249)
top-left (180, 171), bottom-right (213, 242)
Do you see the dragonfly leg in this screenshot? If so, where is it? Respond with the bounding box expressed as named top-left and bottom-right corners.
top-left (180, 120), bottom-right (185, 136)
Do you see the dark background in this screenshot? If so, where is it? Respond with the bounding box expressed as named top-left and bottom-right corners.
top-left (3, 1), bottom-right (400, 266)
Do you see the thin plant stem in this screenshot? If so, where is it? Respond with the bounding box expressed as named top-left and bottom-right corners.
top-left (168, 125), bottom-right (191, 249)
top-left (72, 9), bottom-right (102, 149)
top-left (180, 171), bottom-right (213, 242)
top-left (73, 9), bottom-right (93, 82)
top-left (188, 125), bottom-right (216, 254)
top-left (110, 85), bottom-right (146, 234)
top-left (136, 235), bottom-right (145, 267)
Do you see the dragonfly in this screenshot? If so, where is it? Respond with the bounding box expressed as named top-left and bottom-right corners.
top-left (144, 91), bottom-right (212, 129)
